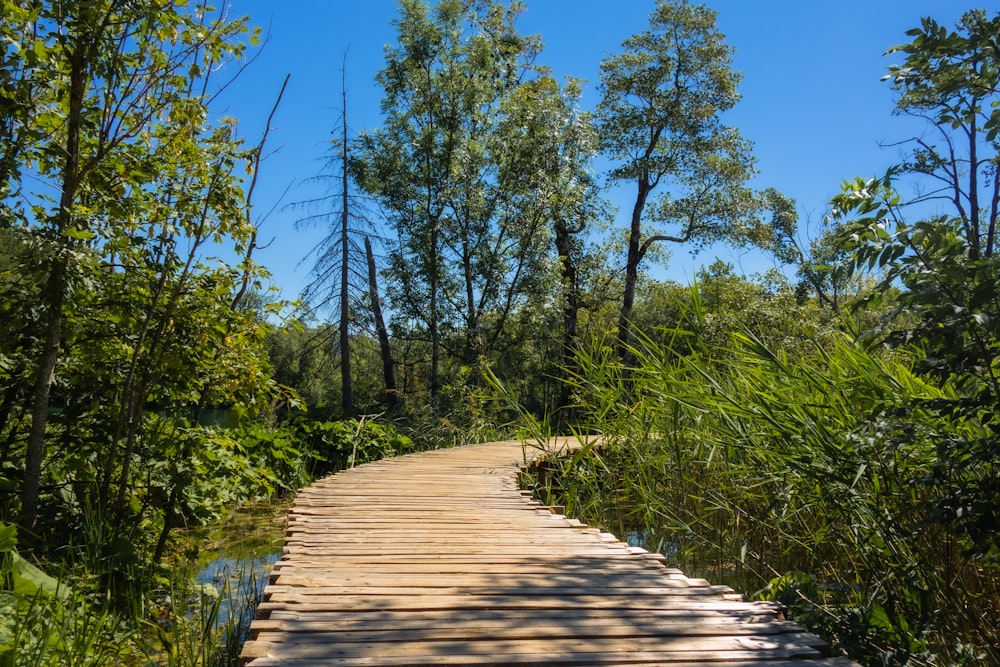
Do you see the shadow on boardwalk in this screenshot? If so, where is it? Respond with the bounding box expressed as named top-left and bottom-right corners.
top-left (241, 439), bottom-right (860, 666)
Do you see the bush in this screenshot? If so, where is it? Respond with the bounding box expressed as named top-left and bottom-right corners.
top-left (293, 418), bottom-right (412, 476)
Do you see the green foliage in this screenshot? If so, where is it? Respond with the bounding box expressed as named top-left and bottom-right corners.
top-left (265, 319), bottom-right (402, 417)
top-left (831, 174), bottom-right (1000, 561)
top-left (598, 0), bottom-right (746, 196)
top-left (294, 417), bottom-right (412, 474)
top-left (535, 312), bottom-right (999, 663)
top-left (353, 0), bottom-right (566, 407)
top-left (0, 522), bottom-right (141, 666)
top-left (886, 11), bottom-right (1000, 252)
top-left (818, 8), bottom-right (1000, 568)
top-left (0, 0), bottom-right (287, 588)
top-left (146, 571), bottom-right (262, 667)
top-left (0, 406), bottom-right (418, 665)
top-left (631, 264), bottom-right (836, 358)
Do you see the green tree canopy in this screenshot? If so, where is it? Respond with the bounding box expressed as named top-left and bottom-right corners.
top-left (595, 0), bottom-right (795, 356)
top-left (832, 9), bottom-right (1000, 558)
top-left (353, 0), bottom-right (556, 404)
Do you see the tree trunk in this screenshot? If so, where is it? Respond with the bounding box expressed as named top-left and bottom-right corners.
top-left (554, 221), bottom-right (580, 410)
top-left (19, 29), bottom-right (92, 538)
top-left (339, 199), bottom-right (352, 413)
top-left (366, 237), bottom-right (398, 413)
top-left (429, 227), bottom-right (441, 403)
top-left (19, 264), bottom-right (65, 538)
top-left (0, 382), bottom-right (23, 463)
top-left (338, 64), bottom-right (353, 414)
top-left (151, 485), bottom-right (180, 564)
top-left (617, 177), bottom-right (652, 363)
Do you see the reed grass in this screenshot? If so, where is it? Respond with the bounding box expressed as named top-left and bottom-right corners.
top-left (530, 319), bottom-right (1000, 665)
top-left (146, 556), bottom-right (270, 667)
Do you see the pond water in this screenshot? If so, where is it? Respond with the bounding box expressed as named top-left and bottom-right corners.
top-left (623, 527), bottom-right (679, 561)
top-left (194, 550), bottom-right (281, 628)
top-left (172, 499), bottom-right (289, 630)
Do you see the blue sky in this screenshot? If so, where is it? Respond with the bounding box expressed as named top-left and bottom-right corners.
top-left (218, 1), bottom-right (983, 304)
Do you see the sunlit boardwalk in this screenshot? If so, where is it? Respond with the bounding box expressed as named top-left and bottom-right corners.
top-left (241, 439), bottom-right (858, 666)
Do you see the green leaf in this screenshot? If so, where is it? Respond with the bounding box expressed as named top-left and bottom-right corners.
top-left (0, 523), bottom-right (16, 553)
top-left (0, 592), bottom-right (15, 653)
top-left (62, 226), bottom-right (95, 241)
top-left (11, 553), bottom-right (63, 598)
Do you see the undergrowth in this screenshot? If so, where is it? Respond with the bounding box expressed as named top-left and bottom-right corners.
top-left (522, 324), bottom-right (999, 665)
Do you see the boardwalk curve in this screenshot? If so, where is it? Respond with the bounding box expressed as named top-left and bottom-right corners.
top-left (241, 438), bottom-right (858, 666)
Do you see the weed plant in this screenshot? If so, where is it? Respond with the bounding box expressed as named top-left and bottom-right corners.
top-left (1, 518), bottom-right (274, 667)
top-left (0, 522), bottom-right (143, 666)
top-left (532, 320), bottom-right (999, 665)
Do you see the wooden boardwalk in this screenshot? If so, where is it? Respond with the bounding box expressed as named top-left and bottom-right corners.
top-left (241, 439), bottom-right (858, 666)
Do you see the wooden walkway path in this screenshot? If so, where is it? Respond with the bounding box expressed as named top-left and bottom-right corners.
top-left (241, 439), bottom-right (858, 666)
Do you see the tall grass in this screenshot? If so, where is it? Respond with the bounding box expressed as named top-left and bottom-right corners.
top-left (147, 557), bottom-right (271, 667)
top-left (534, 320), bottom-right (999, 665)
top-left (1, 498), bottom-right (282, 667)
top-left (0, 523), bottom-right (143, 666)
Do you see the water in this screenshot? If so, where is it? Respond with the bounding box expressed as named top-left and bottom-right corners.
top-left (624, 527), bottom-right (679, 561)
top-left (193, 550), bottom-right (281, 628)
top-left (170, 499), bottom-right (288, 644)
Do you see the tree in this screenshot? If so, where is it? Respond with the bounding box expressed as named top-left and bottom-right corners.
top-left (366, 236), bottom-right (399, 413)
top-left (596, 0), bottom-right (791, 358)
top-left (831, 9), bottom-right (1000, 558)
top-left (885, 10), bottom-right (1000, 260)
top-left (353, 0), bottom-right (453, 403)
top-left (496, 75), bottom-right (605, 408)
top-left (299, 52), bottom-right (371, 415)
top-left (353, 0), bottom-right (549, 404)
top-left (0, 0), bottom-right (264, 551)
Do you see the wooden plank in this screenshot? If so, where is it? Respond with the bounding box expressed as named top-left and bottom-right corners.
top-left (274, 553), bottom-right (670, 563)
top-left (269, 559), bottom-right (670, 572)
top-left (282, 531), bottom-right (624, 541)
top-left (248, 620), bottom-right (810, 643)
top-left (269, 573), bottom-right (707, 588)
top-left (246, 633), bottom-right (828, 657)
top-left (262, 607), bottom-right (788, 624)
top-left (254, 596), bottom-right (780, 614)
top-left (268, 587), bottom-right (742, 600)
top-left (243, 645), bottom-right (825, 665)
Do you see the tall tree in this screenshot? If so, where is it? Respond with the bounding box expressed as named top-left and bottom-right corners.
top-left (299, 51), bottom-right (371, 414)
top-left (596, 0), bottom-right (785, 357)
top-left (353, 0), bottom-right (547, 403)
top-left (353, 0), bottom-right (452, 402)
top-left (0, 0), bottom-right (261, 542)
top-left (497, 75), bottom-right (604, 406)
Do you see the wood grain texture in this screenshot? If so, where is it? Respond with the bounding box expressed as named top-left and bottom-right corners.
top-left (241, 438), bottom-right (858, 666)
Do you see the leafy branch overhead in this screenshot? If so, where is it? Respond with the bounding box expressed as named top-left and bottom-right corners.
top-left (1, 0), bottom-right (280, 566)
top-left (884, 9), bottom-right (999, 260)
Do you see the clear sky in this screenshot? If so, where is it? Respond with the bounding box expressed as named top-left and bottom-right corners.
top-left (217, 1), bottom-right (984, 305)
